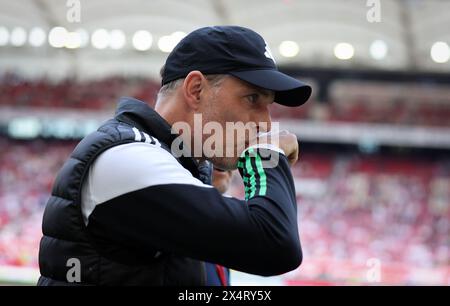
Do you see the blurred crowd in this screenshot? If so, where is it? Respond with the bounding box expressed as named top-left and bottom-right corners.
top-left (0, 138), bottom-right (76, 266)
top-left (1, 73), bottom-right (449, 127)
top-left (0, 137), bottom-right (448, 284)
top-left (0, 73), bottom-right (159, 110)
top-left (295, 153), bottom-right (449, 269)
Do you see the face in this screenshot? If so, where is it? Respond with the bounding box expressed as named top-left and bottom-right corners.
top-left (199, 76), bottom-right (274, 170)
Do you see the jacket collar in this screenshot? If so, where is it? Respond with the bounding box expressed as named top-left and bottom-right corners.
top-left (115, 97), bottom-right (177, 147)
top-left (114, 97), bottom-right (204, 179)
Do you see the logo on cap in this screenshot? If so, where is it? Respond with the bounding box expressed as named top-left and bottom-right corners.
top-left (264, 42), bottom-right (276, 64)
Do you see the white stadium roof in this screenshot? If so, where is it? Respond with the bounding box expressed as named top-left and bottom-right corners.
top-left (0, 0), bottom-right (449, 80)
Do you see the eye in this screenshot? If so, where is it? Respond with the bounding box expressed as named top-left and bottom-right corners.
top-left (246, 94), bottom-right (259, 103)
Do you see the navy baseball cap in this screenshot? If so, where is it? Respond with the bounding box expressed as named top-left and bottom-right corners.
top-left (161, 26), bottom-right (312, 107)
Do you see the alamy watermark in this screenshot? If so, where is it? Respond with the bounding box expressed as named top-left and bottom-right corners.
top-left (66, 257), bottom-right (81, 283)
top-left (367, 0), bottom-right (381, 23)
top-left (170, 114), bottom-right (281, 168)
top-left (366, 257), bottom-right (382, 283)
top-left (66, 0), bottom-right (81, 23)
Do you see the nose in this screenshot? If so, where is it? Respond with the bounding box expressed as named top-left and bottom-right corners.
top-left (256, 108), bottom-right (272, 133)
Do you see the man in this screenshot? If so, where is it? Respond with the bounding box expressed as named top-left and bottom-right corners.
top-left (37, 26), bottom-right (312, 285)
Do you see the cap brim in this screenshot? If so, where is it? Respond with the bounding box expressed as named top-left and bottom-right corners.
top-left (229, 69), bottom-right (312, 107)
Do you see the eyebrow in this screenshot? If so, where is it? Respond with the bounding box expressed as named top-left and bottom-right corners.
top-left (238, 80), bottom-right (275, 98)
top-left (248, 86), bottom-right (274, 99)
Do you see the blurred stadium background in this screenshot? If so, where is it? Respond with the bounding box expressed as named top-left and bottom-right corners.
top-left (0, 0), bottom-right (449, 285)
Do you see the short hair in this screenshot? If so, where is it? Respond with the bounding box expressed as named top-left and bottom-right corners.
top-left (156, 66), bottom-right (228, 104)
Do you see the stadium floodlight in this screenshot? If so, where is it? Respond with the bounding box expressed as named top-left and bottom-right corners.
top-left (109, 29), bottom-right (126, 50)
top-left (171, 31), bottom-right (186, 43)
top-left (10, 27), bottom-right (27, 47)
top-left (370, 40), bottom-right (387, 60)
top-left (0, 27), bottom-right (9, 46)
top-left (158, 31), bottom-right (186, 53)
top-left (158, 35), bottom-right (173, 53)
top-left (431, 41), bottom-right (450, 63)
top-left (132, 30), bottom-right (152, 51)
top-left (91, 29), bottom-right (109, 49)
top-left (75, 28), bottom-right (89, 48)
top-left (334, 42), bottom-right (354, 60)
top-left (65, 32), bottom-right (82, 49)
top-left (279, 41), bottom-right (299, 58)
top-left (158, 35), bottom-right (172, 53)
top-left (48, 27), bottom-right (67, 48)
top-left (29, 27), bottom-right (46, 47)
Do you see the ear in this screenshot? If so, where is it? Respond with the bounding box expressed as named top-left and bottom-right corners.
top-left (182, 71), bottom-right (205, 111)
